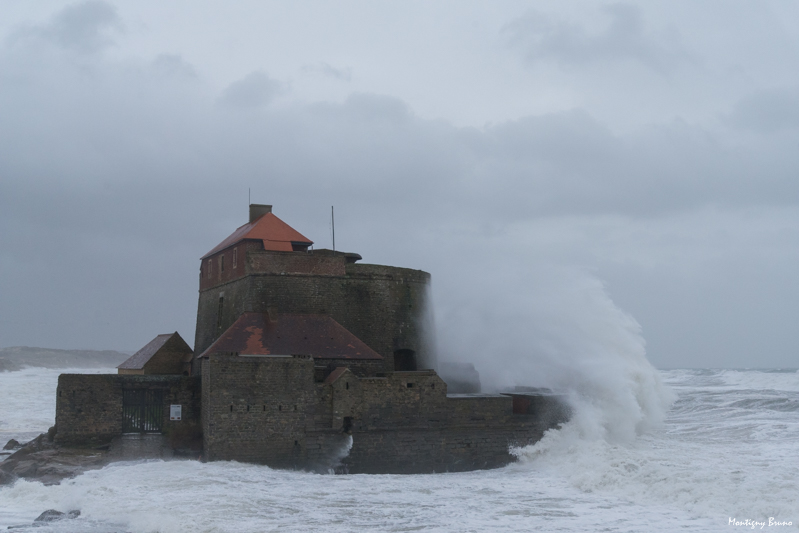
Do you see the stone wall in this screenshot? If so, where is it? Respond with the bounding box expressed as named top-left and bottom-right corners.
top-left (201, 354), bottom-right (317, 467)
top-left (194, 251), bottom-right (432, 374)
top-left (55, 374), bottom-right (200, 445)
top-left (200, 355), bottom-right (565, 473)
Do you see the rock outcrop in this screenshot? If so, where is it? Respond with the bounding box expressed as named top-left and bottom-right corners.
top-left (0, 431), bottom-right (111, 486)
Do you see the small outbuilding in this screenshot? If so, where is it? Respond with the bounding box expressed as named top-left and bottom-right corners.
top-left (117, 332), bottom-right (194, 375)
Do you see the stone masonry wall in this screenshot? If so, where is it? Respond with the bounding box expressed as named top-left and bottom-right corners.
top-left (201, 355), bottom-right (561, 473)
top-left (55, 374), bottom-right (200, 445)
top-left (202, 354), bottom-right (317, 467)
top-left (194, 253), bottom-right (432, 374)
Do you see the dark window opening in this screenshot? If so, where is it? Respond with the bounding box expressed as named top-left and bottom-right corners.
top-left (294, 405), bottom-right (297, 411)
top-left (343, 416), bottom-right (353, 434)
top-left (220, 255), bottom-right (225, 273)
top-left (230, 405), bottom-right (233, 412)
top-left (216, 297), bottom-right (224, 331)
top-left (247, 405), bottom-right (250, 412)
top-left (345, 382), bottom-right (349, 390)
top-left (406, 383), bottom-right (414, 388)
top-left (233, 247), bottom-right (238, 268)
top-left (263, 405), bottom-right (266, 411)
top-left (394, 349), bottom-right (417, 371)
top-left (294, 440), bottom-right (299, 445)
top-left (278, 405), bottom-right (282, 411)
top-left (431, 383), bottom-right (435, 389)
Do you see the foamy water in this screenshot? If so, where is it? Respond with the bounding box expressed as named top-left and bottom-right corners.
top-left (1, 367), bottom-right (797, 532)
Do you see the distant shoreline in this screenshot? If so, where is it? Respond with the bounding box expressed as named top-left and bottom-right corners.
top-left (0, 346), bottom-right (130, 372)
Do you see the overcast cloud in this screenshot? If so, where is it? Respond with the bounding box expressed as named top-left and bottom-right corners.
top-left (1, 1), bottom-right (798, 371)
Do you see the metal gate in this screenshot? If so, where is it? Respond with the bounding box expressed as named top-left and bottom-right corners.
top-left (122, 389), bottom-right (164, 433)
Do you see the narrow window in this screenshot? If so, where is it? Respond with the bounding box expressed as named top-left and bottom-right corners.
top-left (247, 405), bottom-right (250, 412)
top-left (278, 405), bottom-right (282, 411)
top-left (233, 247), bottom-right (238, 268)
top-left (207, 259), bottom-right (212, 279)
top-left (345, 382), bottom-right (349, 390)
top-left (229, 405), bottom-right (233, 412)
top-left (219, 255), bottom-right (225, 275)
top-left (407, 383), bottom-right (414, 388)
top-left (216, 297), bottom-right (224, 331)
top-left (262, 405), bottom-right (266, 411)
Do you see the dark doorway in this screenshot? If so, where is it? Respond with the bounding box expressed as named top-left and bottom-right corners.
top-left (122, 389), bottom-right (164, 433)
top-left (394, 349), bottom-right (417, 371)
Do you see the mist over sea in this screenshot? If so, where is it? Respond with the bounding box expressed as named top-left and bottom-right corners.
top-left (1, 365), bottom-right (797, 532)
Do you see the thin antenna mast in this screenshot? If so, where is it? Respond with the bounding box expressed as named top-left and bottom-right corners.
top-left (331, 206), bottom-right (335, 252)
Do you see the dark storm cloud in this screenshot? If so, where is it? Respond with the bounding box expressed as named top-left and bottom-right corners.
top-left (8, 0), bottom-right (122, 54)
top-left (218, 71), bottom-right (284, 108)
top-left (504, 3), bottom-right (688, 73)
top-left (2, 2), bottom-right (799, 369)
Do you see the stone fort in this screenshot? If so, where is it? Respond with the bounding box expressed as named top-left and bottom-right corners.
top-left (54, 205), bottom-right (567, 473)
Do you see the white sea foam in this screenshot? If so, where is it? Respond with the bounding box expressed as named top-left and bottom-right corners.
top-left (0, 367), bottom-right (115, 446)
top-left (1, 365), bottom-right (798, 531)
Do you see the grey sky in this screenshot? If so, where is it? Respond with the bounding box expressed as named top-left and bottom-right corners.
top-left (1, 1), bottom-right (798, 371)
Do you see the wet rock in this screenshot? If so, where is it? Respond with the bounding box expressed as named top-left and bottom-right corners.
top-left (0, 433), bottom-right (111, 486)
top-left (3, 438), bottom-right (20, 450)
top-left (0, 468), bottom-right (15, 485)
top-left (34, 509), bottom-right (80, 522)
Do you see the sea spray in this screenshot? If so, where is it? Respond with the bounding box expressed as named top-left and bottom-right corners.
top-left (435, 264), bottom-right (674, 440)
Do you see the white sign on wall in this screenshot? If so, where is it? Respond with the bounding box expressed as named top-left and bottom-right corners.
top-left (170, 404), bottom-right (182, 421)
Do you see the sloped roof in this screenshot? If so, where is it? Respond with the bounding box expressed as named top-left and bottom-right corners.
top-left (118, 332), bottom-right (192, 370)
top-left (202, 212), bottom-right (313, 259)
top-left (324, 366), bottom-right (350, 384)
top-left (200, 313), bottom-right (382, 360)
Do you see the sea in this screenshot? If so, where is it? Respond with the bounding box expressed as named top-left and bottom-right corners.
top-left (0, 366), bottom-right (797, 532)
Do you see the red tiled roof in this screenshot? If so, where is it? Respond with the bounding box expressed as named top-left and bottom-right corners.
top-left (200, 313), bottom-right (383, 360)
top-left (202, 212), bottom-right (313, 259)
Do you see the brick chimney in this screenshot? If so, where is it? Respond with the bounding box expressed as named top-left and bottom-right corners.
top-left (249, 204), bottom-right (272, 223)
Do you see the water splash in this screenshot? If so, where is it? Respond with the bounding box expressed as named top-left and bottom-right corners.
top-left (436, 265), bottom-right (674, 442)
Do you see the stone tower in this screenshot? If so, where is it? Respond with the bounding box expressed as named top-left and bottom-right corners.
top-left (194, 205), bottom-right (433, 373)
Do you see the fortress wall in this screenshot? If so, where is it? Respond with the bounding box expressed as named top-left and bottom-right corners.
top-left (55, 375), bottom-right (200, 445)
top-left (343, 421), bottom-right (544, 474)
top-left (202, 354), bottom-right (317, 467)
top-left (195, 262), bottom-right (431, 371)
top-left (55, 374), bottom-right (122, 444)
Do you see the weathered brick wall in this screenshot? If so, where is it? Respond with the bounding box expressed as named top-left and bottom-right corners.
top-left (194, 255), bottom-right (432, 374)
top-left (200, 356), bottom-right (563, 473)
top-left (320, 371), bottom-right (557, 473)
top-left (55, 374), bottom-right (122, 444)
top-left (202, 354), bottom-right (317, 467)
top-left (55, 374), bottom-right (200, 445)
top-left (142, 335), bottom-right (193, 375)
